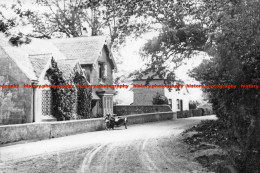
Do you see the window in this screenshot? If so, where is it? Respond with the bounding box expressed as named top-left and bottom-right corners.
top-left (104, 64), bottom-right (108, 78)
top-left (42, 90), bottom-right (52, 116)
top-left (177, 99), bottom-right (180, 109)
top-left (99, 63), bottom-right (103, 79)
top-left (98, 63), bottom-right (107, 79)
top-left (169, 99), bottom-right (172, 104)
top-left (180, 99), bottom-right (183, 111)
top-left (83, 69), bottom-right (91, 83)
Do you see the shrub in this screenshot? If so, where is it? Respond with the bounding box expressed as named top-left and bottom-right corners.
top-left (152, 92), bottom-right (168, 105)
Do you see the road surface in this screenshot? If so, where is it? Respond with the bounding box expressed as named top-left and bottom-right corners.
top-left (0, 115), bottom-right (216, 173)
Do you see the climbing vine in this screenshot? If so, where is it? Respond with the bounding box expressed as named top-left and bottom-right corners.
top-left (46, 58), bottom-right (76, 121)
top-left (73, 71), bottom-right (92, 119)
top-left (46, 58), bottom-right (92, 120)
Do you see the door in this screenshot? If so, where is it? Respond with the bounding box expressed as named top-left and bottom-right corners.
top-left (180, 99), bottom-right (183, 111)
top-left (102, 95), bottom-right (113, 116)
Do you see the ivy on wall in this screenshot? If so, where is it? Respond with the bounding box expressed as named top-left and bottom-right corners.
top-left (74, 71), bottom-right (92, 119)
top-left (46, 58), bottom-right (76, 121)
top-left (46, 58), bottom-right (92, 121)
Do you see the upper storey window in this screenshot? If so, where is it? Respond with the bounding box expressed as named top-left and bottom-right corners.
top-left (98, 63), bottom-right (107, 80)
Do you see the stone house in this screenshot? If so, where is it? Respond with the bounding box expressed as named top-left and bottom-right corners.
top-left (0, 34), bottom-right (89, 124)
top-left (132, 74), bottom-right (190, 112)
top-left (0, 34), bottom-right (116, 125)
top-left (52, 36), bottom-right (117, 117)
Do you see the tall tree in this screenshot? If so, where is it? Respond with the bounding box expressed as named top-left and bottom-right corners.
top-left (0, 2), bottom-right (33, 33)
top-left (28, 0), bottom-right (150, 46)
top-left (0, 2), bottom-right (33, 45)
top-left (188, 1), bottom-right (260, 172)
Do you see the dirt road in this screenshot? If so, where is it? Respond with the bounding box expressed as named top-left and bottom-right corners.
top-left (0, 116), bottom-right (216, 173)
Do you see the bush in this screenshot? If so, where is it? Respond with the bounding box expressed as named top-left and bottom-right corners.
top-left (152, 92), bottom-right (168, 105)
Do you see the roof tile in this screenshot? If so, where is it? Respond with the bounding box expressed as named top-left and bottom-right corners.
top-left (51, 36), bottom-right (106, 65)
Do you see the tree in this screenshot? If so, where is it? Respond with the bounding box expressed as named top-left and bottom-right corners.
top-left (0, 3), bottom-right (33, 45)
top-left (1, 0), bottom-right (154, 48)
top-left (124, 0), bottom-right (260, 171)
top-left (0, 2), bottom-right (32, 33)
top-left (188, 1), bottom-right (260, 171)
top-left (125, 0), bottom-right (207, 81)
top-left (28, 0), bottom-right (150, 46)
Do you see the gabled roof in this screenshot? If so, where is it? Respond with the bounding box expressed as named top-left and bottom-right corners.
top-left (57, 59), bottom-right (80, 81)
top-left (0, 33), bottom-right (67, 60)
top-left (51, 36), bottom-right (117, 69)
top-left (0, 34), bottom-right (117, 82)
top-left (29, 54), bottom-right (52, 78)
top-left (0, 33), bottom-right (67, 81)
top-left (3, 47), bottom-right (37, 80)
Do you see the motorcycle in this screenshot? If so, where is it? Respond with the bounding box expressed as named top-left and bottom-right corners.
top-left (104, 114), bottom-right (127, 130)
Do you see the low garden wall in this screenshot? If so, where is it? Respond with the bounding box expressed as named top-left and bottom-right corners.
top-left (177, 108), bottom-right (213, 118)
top-left (0, 111), bottom-right (176, 144)
top-left (127, 111), bottom-right (176, 125)
top-left (114, 105), bottom-right (172, 116)
top-left (0, 123), bottom-right (52, 145)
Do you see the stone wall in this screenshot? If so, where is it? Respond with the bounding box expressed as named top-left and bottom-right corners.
top-left (0, 112), bottom-right (176, 144)
top-left (0, 123), bottom-right (51, 144)
top-left (0, 47), bottom-right (33, 125)
top-left (127, 112), bottom-right (176, 125)
top-left (177, 108), bottom-right (211, 118)
top-left (114, 105), bottom-right (172, 116)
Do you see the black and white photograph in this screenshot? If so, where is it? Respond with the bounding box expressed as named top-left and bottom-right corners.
top-left (0, 0), bottom-right (259, 172)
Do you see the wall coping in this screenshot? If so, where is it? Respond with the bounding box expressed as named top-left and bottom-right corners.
top-left (0, 118), bottom-right (105, 128)
top-left (0, 112), bottom-right (174, 128)
top-left (120, 111), bottom-right (174, 117)
top-left (0, 122), bottom-right (48, 128)
top-left (114, 105), bottom-right (171, 107)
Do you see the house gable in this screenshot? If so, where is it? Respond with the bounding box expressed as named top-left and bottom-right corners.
top-left (51, 36), bottom-right (116, 69)
top-left (28, 54), bottom-right (52, 79)
top-left (51, 36), bottom-right (117, 86)
top-left (0, 46), bottom-right (33, 124)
